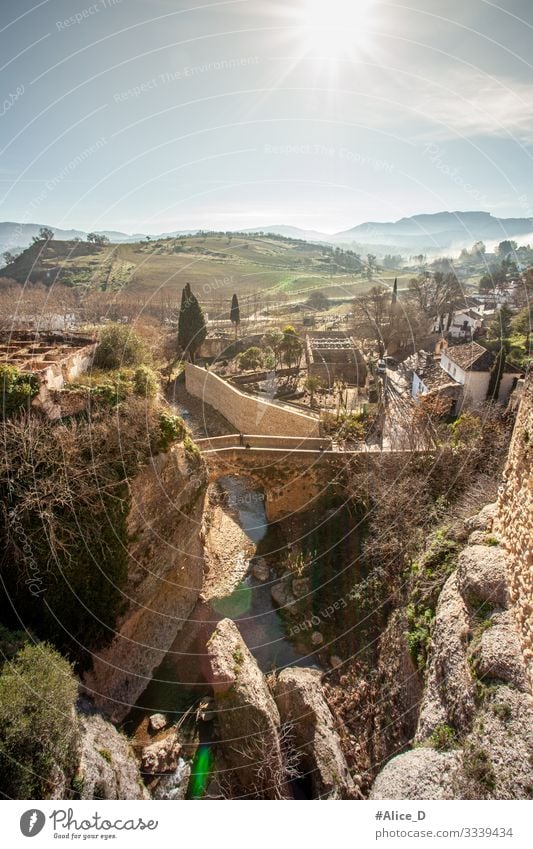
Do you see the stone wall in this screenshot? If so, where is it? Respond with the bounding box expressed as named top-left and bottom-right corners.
top-left (496, 373), bottom-right (533, 693)
top-left (31, 342), bottom-right (97, 419)
top-left (185, 362), bottom-right (320, 437)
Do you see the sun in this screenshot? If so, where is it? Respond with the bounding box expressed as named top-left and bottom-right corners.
top-left (293, 0), bottom-right (377, 59)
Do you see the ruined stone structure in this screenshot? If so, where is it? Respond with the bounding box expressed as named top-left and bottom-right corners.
top-left (305, 332), bottom-right (367, 388)
top-left (185, 362), bottom-right (321, 438)
top-left (0, 331), bottom-right (96, 418)
top-left (496, 373), bottom-right (533, 693)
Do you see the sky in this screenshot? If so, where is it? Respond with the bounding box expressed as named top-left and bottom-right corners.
top-left (1, 0), bottom-right (533, 234)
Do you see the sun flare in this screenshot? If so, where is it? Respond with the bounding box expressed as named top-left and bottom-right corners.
top-left (294, 0), bottom-right (377, 59)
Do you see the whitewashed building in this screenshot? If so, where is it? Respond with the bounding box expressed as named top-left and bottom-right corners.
top-left (409, 341), bottom-right (522, 412)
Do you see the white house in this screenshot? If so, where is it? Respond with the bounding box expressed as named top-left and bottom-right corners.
top-left (409, 341), bottom-right (522, 411)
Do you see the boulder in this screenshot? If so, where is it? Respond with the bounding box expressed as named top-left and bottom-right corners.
top-left (206, 618), bottom-right (287, 798)
top-left (76, 713), bottom-right (149, 799)
top-left (271, 580), bottom-right (297, 609)
top-left (467, 530), bottom-right (491, 546)
top-left (370, 748), bottom-right (460, 799)
top-left (275, 667), bottom-right (356, 799)
top-left (141, 728), bottom-right (181, 775)
top-left (311, 631), bottom-right (324, 646)
top-left (465, 503), bottom-right (497, 532)
top-left (292, 577), bottom-right (312, 598)
top-left (457, 545), bottom-right (508, 608)
top-left (148, 713), bottom-right (167, 734)
top-left (475, 611), bottom-right (528, 691)
top-left (251, 558), bottom-right (270, 582)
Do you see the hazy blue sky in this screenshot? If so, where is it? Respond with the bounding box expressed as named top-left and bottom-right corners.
top-left (1, 0), bottom-right (533, 233)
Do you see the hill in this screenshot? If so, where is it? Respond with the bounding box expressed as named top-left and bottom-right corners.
top-left (0, 222), bottom-right (139, 256)
top-left (0, 233), bottom-right (388, 304)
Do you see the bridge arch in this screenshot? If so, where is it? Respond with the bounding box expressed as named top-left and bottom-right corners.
top-left (198, 436), bottom-right (343, 522)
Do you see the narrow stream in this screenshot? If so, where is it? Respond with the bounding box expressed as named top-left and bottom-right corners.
top-left (126, 475), bottom-right (317, 730)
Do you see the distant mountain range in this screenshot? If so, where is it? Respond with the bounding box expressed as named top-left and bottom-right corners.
top-left (253, 212), bottom-right (533, 251)
top-left (2, 211), bottom-right (533, 258)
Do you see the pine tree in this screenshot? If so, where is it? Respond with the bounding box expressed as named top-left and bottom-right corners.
top-left (178, 283), bottom-right (207, 363)
top-left (392, 277), bottom-right (398, 304)
top-left (230, 293), bottom-right (240, 338)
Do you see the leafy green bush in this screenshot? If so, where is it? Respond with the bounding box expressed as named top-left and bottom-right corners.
top-left (158, 410), bottom-right (187, 451)
top-left (406, 603), bottom-right (434, 672)
top-left (0, 643), bottom-right (79, 799)
top-left (0, 364), bottom-right (39, 420)
top-left (93, 324), bottom-right (149, 370)
top-left (427, 723), bottom-right (457, 751)
top-left (133, 365), bottom-right (159, 399)
top-left (237, 347), bottom-right (264, 371)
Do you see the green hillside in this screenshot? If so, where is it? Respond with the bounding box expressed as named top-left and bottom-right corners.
top-left (1, 233), bottom-right (407, 303)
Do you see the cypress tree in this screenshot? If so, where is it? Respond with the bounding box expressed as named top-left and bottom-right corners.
top-left (230, 293), bottom-right (240, 338)
top-left (487, 346), bottom-right (506, 401)
top-left (178, 283), bottom-right (207, 363)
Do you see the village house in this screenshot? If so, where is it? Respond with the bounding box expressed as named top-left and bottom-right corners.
top-left (431, 298), bottom-right (496, 340)
top-left (408, 339), bottom-right (522, 413)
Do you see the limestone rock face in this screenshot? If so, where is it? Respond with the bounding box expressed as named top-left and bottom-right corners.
top-left (76, 713), bottom-right (149, 800)
top-left (274, 667), bottom-right (356, 799)
top-left (457, 545), bottom-right (508, 608)
top-left (454, 685), bottom-right (533, 800)
top-left (370, 748), bottom-right (461, 800)
top-left (206, 618), bottom-right (286, 799)
top-left (84, 445), bottom-right (207, 722)
top-left (416, 572), bottom-right (476, 741)
top-left (141, 729), bottom-right (181, 775)
top-left (495, 375), bottom-right (533, 693)
top-left (476, 611), bottom-right (528, 691)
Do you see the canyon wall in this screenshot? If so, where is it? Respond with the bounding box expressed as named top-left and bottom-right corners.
top-left (83, 443), bottom-right (208, 722)
top-left (185, 362), bottom-right (320, 437)
top-left (496, 375), bottom-right (533, 693)
top-left (371, 378), bottom-right (533, 799)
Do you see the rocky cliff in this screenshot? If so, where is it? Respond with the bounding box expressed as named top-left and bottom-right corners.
top-left (495, 376), bottom-right (533, 692)
top-left (84, 443), bottom-right (207, 722)
top-left (370, 378), bottom-right (532, 799)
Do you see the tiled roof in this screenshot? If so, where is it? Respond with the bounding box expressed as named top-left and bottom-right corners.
top-left (445, 341), bottom-right (494, 371)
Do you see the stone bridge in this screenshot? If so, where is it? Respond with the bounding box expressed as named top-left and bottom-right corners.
top-left (196, 434), bottom-right (432, 522)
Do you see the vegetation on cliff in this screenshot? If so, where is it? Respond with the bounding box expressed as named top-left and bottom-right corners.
top-left (0, 327), bottom-right (195, 666)
top-left (0, 641), bottom-right (79, 799)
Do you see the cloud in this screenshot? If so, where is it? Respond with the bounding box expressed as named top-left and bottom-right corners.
top-left (404, 71), bottom-right (533, 144)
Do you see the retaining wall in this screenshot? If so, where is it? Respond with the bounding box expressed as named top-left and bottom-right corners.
top-left (185, 363), bottom-right (321, 437)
